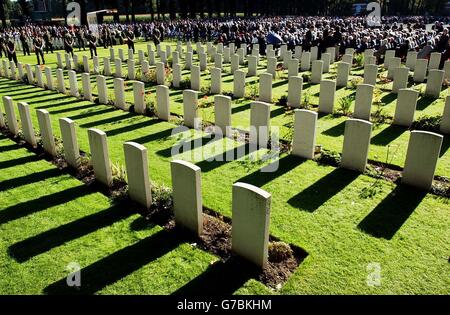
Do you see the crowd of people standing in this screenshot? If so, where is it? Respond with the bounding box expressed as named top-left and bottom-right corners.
top-left (0, 15), bottom-right (448, 68)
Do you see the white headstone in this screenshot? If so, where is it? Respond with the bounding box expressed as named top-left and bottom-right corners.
top-left (183, 89), bottom-right (199, 129)
top-left (17, 102), bottom-right (37, 147)
top-left (171, 160), bottom-right (203, 236)
top-left (341, 119), bottom-right (372, 173)
top-left (402, 131), bottom-right (443, 190)
top-left (232, 182), bottom-right (271, 268)
top-left (156, 85), bottom-right (170, 121)
top-left (393, 89), bottom-right (419, 127)
top-left (36, 109), bottom-right (56, 156)
top-left (87, 128), bottom-right (112, 186)
top-left (124, 142), bottom-right (152, 209)
top-left (2, 96), bottom-right (18, 135)
top-left (292, 109), bottom-right (317, 159)
top-left (59, 118), bottom-right (80, 168)
top-left (318, 79), bottom-right (336, 114)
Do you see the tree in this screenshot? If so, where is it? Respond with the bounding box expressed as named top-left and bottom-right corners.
top-left (18, 0), bottom-right (32, 18)
top-left (0, 0), bottom-right (6, 27)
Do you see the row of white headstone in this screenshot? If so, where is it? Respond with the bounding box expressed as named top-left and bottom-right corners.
top-left (51, 44), bottom-right (450, 108)
top-left (2, 55), bottom-right (450, 162)
top-left (1, 81), bottom-right (446, 195)
top-left (6, 55), bottom-right (450, 136)
top-left (0, 97), bottom-right (272, 269)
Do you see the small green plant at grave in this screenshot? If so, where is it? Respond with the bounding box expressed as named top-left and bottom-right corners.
top-left (277, 94), bottom-right (288, 107)
top-left (245, 83), bottom-right (259, 100)
top-left (198, 95), bottom-right (213, 109)
top-left (360, 144), bottom-right (400, 199)
top-left (135, 68), bottom-right (142, 81)
top-left (315, 149), bottom-right (341, 167)
top-left (236, 152), bottom-right (266, 173)
top-left (178, 78), bottom-right (191, 90)
top-left (145, 92), bottom-right (157, 117)
top-left (337, 94), bottom-right (354, 116)
top-left (222, 90), bottom-right (234, 98)
top-left (78, 154), bottom-right (92, 171)
top-left (77, 87), bottom-right (83, 98)
top-left (348, 77), bottom-right (363, 90)
top-left (430, 179), bottom-right (450, 198)
top-left (268, 241), bottom-right (294, 263)
top-left (301, 91), bottom-right (312, 109)
top-left (22, 74), bottom-right (29, 84)
top-left (410, 115), bottom-right (441, 133)
top-left (111, 161), bottom-right (128, 193)
top-left (200, 84), bottom-right (212, 96)
top-left (169, 115), bottom-right (184, 126)
top-left (354, 53), bottom-right (365, 67)
top-left (142, 68), bottom-right (157, 84)
top-left (282, 121), bottom-right (294, 142)
top-left (107, 91), bottom-right (115, 105)
top-left (302, 73), bottom-right (309, 83)
top-left (167, 56), bottom-right (173, 68)
top-left (76, 61), bottom-right (84, 73)
top-left (144, 51), bottom-right (148, 57)
top-left (371, 101), bottom-right (388, 127)
top-left (150, 182), bottom-right (173, 212)
top-left (372, 88), bottom-right (383, 105)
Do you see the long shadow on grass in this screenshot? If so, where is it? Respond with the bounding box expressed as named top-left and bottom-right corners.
top-left (358, 185), bottom-right (427, 240)
top-left (0, 143), bottom-right (18, 153)
top-left (416, 96), bottom-right (435, 111)
top-left (321, 120), bottom-right (346, 137)
top-left (0, 185), bottom-right (93, 225)
top-left (105, 118), bottom-right (162, 137)
top-left (12, 90), bottom-right (56, 102)
top-left (1, 88), bottom-right (43, 98)
top-left (79, 112), bottom-right (136, 128)
top-left (172, 257), bottom-right (257, 296)
top-left (0, 168), bottom-right (62, 192)
top-left (273, 80), bottom-right (288, 89)
top-left (156, 134), bottom-right (223, 158)
top-left (237, 155), bottom-right (306, 187)
top-left (48, 103), bottom-right (98, 116)
top-left (440, 136), bottom-right (450, 157)
top-left (128, 126), bottom-right (175, 144)
top-left (370, 125), bottom-right (406, 146)
top-left (380, 92), bottom-right (397, 104)
top-left (8, 202), bottom-right (135, 262)
top-left (43, 228), bottom-right (184, 295)
top-left (35, 98), bottom-right (87, 110)
top-left (288, 168), bottom-right (359, 212)
top-left (270, 106), bottom-right (285, 118)
top-left (195, 143), bottom-right (257, 173)
top-left (231, 102), bottom-right (251, 114)
top-left (0, 154), bottom-right (40, 170)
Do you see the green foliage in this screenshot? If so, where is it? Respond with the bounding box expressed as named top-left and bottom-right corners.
top-left (315, 149), bottom-right (341, 167)
top-left (354, 53), bottom-right (365, 67)
top-left (178, 78), bottom-right (191, 90)
top-left (245, 83), bottom-right (259, 100)
top-left (277, 94), bottom-right (288, 107)
top-left (111, 161), bottom-right (127, 184)
top-left (337, 95), bottom-right (354, 116)
top-left (411, 115), bottom-right (441, 133)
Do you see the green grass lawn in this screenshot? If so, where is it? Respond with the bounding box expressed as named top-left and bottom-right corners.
top-left (0, 42), bottom-right (449, 294)
top-left (0, 135), bottom-right (271, 295)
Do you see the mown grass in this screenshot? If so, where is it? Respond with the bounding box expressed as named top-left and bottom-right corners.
top-left (0, 42), bottom-right (449, 294)
top-left (0, 135), bottom-right (271, 294)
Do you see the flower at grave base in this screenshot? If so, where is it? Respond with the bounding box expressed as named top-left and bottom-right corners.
top-left (203, 95), bottom-right (208, 100)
